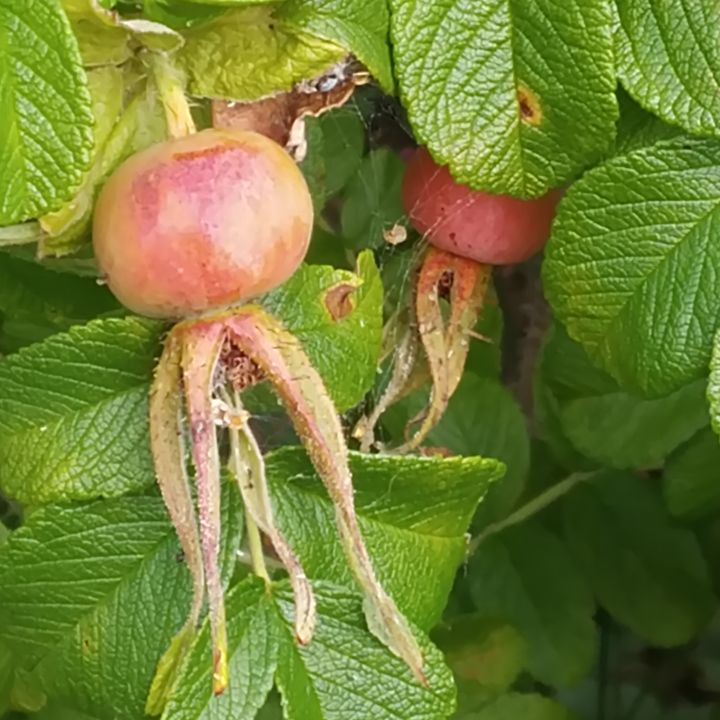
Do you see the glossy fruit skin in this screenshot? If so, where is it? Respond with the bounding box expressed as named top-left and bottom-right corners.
top-left (402, 148), bottom-right (561, 265)
top-left (93, 129), bottom-right (313, 319)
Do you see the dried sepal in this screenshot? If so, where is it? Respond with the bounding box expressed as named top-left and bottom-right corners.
top-left (146, 328), bottom-right (204, 714)
top-left (225, 307), bottom-right (426, 684)
top-left (179, 320), bottom-right (228, 695)
top-left (225, 391), bottom-right (316, 644)
top-left (395, 248), bottom-right (490, 453)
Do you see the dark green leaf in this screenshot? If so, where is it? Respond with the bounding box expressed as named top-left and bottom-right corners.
top-left (664, 429), bottom-right (720, 519)
top-left (0, 0), bottom-right (94, 223)
top-left (267, 446), bottom-right (504, 628)
top-left (0, 254), bottom-right (119, 354)
top-left (563, 472), bottom-right (716, 646)
top-left (611, 89), bottom-right (683, 157)
top-left (469, 521), bottom-right (596, 687)
top-left (616, 0), bottom-right (720, 137)
top-left (318, 109), bottom-right (365, 197)
top-left (457, 692), bottom-right (575, 720)
top-left (544, 137), bottom-right (720, 395)
top-left (389, 0), bottom-right (617, 196)
top-left (340, 149), bottom-right (406, 250)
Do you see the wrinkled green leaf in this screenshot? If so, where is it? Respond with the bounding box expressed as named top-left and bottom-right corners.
top-left (0, 0), bottom-right (94, 223)
top-left (162, 578), bottom-right (277, 720)
top-left (274, 582), bottom-right (454, 720)
top-left (278, 0), bottom-right (393, 91)
top-left (664, 429), bottom-right (720, 518)
top-left (262, 250), bottom-right (383, 410)
top-left (390, 0), bottom-right (617, 197)
top-left (341, 149), bottom-right (406, 250)
top-left (0, 488), bottom-right (241, 719)
top-left (0, 317), bottom-right (161, 504)
top-left (544, 137), bottom-right (720, 395)
top-left (616, 0), bottom-right (720, 137)
top-left (382, 373), bottom-right (528, 528)
top-left (469, 521), bottom-right (596, 687)
top-left (563, 472), bottom-right (716, 646)
top-left (167, 578), bottom-right (455, 720)
top-left (267, 446), bottom-right (503, 629)
top-left (179, 7), bottom-right (345, 100)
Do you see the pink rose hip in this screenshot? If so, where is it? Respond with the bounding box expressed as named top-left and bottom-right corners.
top-left (93, 129), bottom-right (313, 318)
top-left (402, 147), bottom-right (560, 265)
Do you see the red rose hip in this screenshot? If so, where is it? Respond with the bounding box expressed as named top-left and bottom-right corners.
top-left (93, 129), bottom-right (313, 318)
top-left (402, 148), bottom-right (560, 265)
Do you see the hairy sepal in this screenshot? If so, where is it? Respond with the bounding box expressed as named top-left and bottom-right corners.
top-left (147, 329), bottom-right (204, 714)
top-left (225, 306), bottom-right (426, 684)
top-left (179, 321), bottom-right (229, 694)
top-left (226, 392), bottom-right (316, 644)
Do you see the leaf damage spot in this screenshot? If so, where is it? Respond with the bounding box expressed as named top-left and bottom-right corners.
top-left (324, 282), bottom-right (359, 321)
top-left (517, 85), bottom-right (542, 126)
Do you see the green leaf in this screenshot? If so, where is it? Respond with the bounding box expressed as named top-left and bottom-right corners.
top-left (0, 0), bottom-right (94, 223)
top-left (162, 578), bottom-right (278, 720)
top-left (381, 373), bottom-right (529, 528)
top-left (0, 488), bottom-right (241, 719)
top-left (278, 0), bottom-right (394, 91)
top-left (0, 497), bottom-right (187, 713)
top-left (0, 317), bottom-right (162, 504)
top-left (469, 521), bottom-right (596, 687)
top-left (536, 324), bottom-right (708, 469)
top-left (616, 0), bottom-right (720, 137)
top-left (167, 578), bottom-right (455, 720)
top-left (273, 581), bottom-right (455, 720)
top-left (262, 250), bottom-right (383, 410)
top-left (389, 0), bottom-right (617, 197)
top-left (318, 109), bottom-right (365, 197)
top-left (563, 472), bottom-right (716, 646)
top-left (543, 137), bottom-right (720, 395)
top-left (0, 252), bottom-right (119, 354)
top-left (664, 429), bottom-right (720, 518)
top-left (179, 7), bottom-right (345, 100)
top-left (267, 446), bottom-right (503, 629)
top-left (559, 380), bottom-right (708, 470)
top-left (459, 693), bottom-right (575, 720)
top-left (340, 149), bottom-right (405, 250)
